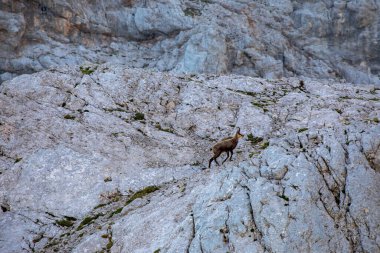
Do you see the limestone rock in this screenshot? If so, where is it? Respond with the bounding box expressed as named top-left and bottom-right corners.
top-left (0, 65), bottom-right (379, 252)
top-left (0, 0), bottom-right (379, 84)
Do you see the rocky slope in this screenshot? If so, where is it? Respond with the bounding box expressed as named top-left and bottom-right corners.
top-left (1, 0), bottom-right (380, 85)
top-left (0, 65), bottom-right (379, 252)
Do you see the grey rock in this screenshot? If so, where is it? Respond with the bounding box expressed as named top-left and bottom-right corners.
top-left (0, 0), bottom-right (379, 84)
top-left (0, 66), bottom-right (379, 252)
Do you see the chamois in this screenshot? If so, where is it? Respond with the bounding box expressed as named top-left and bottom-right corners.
top-left (209, 128), bottom-right (244, 168)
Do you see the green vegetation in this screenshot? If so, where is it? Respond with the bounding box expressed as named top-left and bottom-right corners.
top-left (133, 112), bottom-right (145, 121)
top-left (63, 114), bottom-right (76, 120)
top-left (298, 128), bottom-right (308, 133)
top-left (101, 234), bottom-right (109, 239)
top-left (106, 240), bottom-right (113, 250)
top-left (373, 117), bottom-right (379, 123)
top-left (184, 7), bottom-right (201, 17)
top-left (109, 207), bottom-right (123, 218)
top-left (63, 216), bottom-right (77, 221)
top-left (247, 134), bottom-right (263, 145)
top-left (125, 186), bottom-right (160, 206)
top-left (56, 218), bottom-right (74, 227)
top-left (335, 109), bottom-right (342, 114)
top-left (260, 141), bottom-right (269, 149)
top-left (79, 66), bottom-right (95, 75)
top-left (77, 213), bottom-right (103, 231)
top-left (94, 203), bottom-right (107, 209)
top-left (155, 123), bottom-right (174, 133)
top-left (278, 194), bottom-right (289, 201)
top-left (103, 107), bottom-right (128, 113)
top-left (154, 249), bottom-right (161, 253)
top-left (14, 157), bottom-right (22, 163)
top-left (228, 89), bottom-right (256, 97)
top-left (251, 101), bottom-right (266, 108)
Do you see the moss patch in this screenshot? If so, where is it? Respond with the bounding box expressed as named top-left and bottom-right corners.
top-left (133, 112), bottom-right (145, 121)
top-left (106, 240), bottom-right (113, 250)
top-left (79, 66), bottom-right (95, 75)
top-left (94, 203), bottom-right (107, 209)
top-left (125, 186), bottom-right (160, 206)
top-left (228, 89), bottom-right (256, 97)
top-left (14, 157), bottom-right (22, 163)
top-left (77, 213), bottom-right (103, 231)
top-left (109, 207), bottom-right (123, 218)
top-left (63, 114), bottom-right (76, 120)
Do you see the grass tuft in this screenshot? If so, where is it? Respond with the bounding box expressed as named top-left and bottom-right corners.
top-left (79, 66), bottom-right (95, 75)
top-left (125, 186), bottom-right (159, 206)
top-left (298, 128), bottom-right (308, 133)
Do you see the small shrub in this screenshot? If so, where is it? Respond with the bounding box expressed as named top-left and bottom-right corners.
top-left (133, 112), bottom-right (145, 121)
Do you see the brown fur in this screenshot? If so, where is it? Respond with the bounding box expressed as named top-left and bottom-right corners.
top-left (209, 128), bottom-right (244, 168)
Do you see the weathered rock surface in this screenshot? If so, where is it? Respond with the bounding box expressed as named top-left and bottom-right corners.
top-left (1, 0), bottom-right (380, 85)
top-left (0, 65), bottom-right (379, 252)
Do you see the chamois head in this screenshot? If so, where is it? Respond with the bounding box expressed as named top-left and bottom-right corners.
top-left (235, 127), bottom-right (244, 139)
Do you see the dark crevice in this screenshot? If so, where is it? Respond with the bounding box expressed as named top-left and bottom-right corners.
top-left (186, 212), bottom-right (196, 253)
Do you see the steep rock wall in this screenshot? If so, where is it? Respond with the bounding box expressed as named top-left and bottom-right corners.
top-left (0, 0), bottom-right (379, 84)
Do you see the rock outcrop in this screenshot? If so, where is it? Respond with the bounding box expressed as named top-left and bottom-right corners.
top-left (1, 0), bottom-right (379, 84)
top-left (0, 65), bottom-right (379, 252)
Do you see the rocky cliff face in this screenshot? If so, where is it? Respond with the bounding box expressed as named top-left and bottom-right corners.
top-left (0, 65), bottom-right (379, 252)
top-left (1, 0), bottom-right (380, 84)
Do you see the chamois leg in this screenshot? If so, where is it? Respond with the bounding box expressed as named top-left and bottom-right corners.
top-left (209, 151), bottom-right (222, 168)
top-left (214, 151), bottom-right (222, 166)
top-left (229, 150), bottom-right (234, 161)
top-left (222, 151), bottom-right (230, 164)
top-left (208, 157), bottom-right (213, 168)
